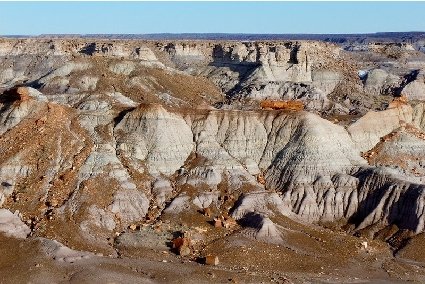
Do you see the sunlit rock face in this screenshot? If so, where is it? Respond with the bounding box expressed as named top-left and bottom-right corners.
top-left (1, 37), bottom-right (425, 263)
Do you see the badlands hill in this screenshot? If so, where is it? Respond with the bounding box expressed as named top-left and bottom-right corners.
top-left (1, 37), bottom-right (425, 283)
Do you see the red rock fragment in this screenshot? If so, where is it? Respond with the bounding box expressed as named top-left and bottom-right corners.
top-left (205, 255), bottom-right (219, 266)
top-left (172, 237), bottom-right (192, 256)
top-left (260, 100), bottom-right (304, 111)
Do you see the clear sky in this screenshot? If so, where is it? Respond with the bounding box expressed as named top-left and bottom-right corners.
top-left (0, 1), bottom-right (424, 35)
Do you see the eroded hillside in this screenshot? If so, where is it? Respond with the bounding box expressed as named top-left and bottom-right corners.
top-left (1, 38), bottom-right (425, 283)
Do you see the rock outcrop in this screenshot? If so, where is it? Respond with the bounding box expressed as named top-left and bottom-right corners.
top-left (348, 103), bottom-right (413, 152)
top-left (1, 37), bottom-right (425, 261)
top-left (402, 76), bottom-right (425, 100)
top-left (0, 209), bottom-right (30, 238)
top-left (115, 104), bottom-right (194, 175)
top-left (159, 41), bottom-right (354, 113)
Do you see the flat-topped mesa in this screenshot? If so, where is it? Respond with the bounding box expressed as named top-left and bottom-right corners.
top-left (154, 40), bottom-right (358, 113)
top-left (0, 38), bottom-right (365, 114)
top-left (0, 38), bottom-right (159, 60)
top-left (158, 40), bottom-right (341, 67)
top-left (159, 40), bottom-right (346, 86)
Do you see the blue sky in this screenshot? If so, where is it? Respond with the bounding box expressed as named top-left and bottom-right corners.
top-left (0, 1), bottom-right (424, 35)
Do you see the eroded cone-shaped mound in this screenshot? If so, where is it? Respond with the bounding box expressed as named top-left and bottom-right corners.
top-left (239, 214), bottom-right (283, 244)
top-left (115, 103), bottom-right (194, 175)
